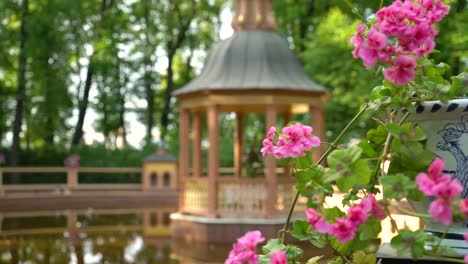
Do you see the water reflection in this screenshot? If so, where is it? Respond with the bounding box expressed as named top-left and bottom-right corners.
top-left (0, 208), bottom-right (175, 264)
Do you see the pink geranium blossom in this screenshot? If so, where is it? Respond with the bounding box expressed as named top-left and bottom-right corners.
top-left (226, 231), bottom-right (265, 264)
top-left (429, 199), bottom-right (453, 226)
top-left (261, 123), bottom-right (321, 159)
top-left (270, 250), bottom-right (287, 264)
top-left (460, 199), bottom-right (468, 218)
top-left (347, 206), bottom-right (369, 227)
top-left (361, 194), bottom-right (386, 220)
top-left (305, 208), bottom-right (330, 233)
top-left (350, 0), bottom-right (450, 85)
top-left (383, 54), bottom-right (417, 86)
top-left (329, 218), bottom-right (356, 243)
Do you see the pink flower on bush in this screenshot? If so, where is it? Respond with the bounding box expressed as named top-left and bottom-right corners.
top-left (347, 206), bottom-right (369, 227)
top-left (261, 123), bottom-right (320, 159)
top-left (305, 208), bottom-right (329, 233)
top-left (432, 178), bottom-right (463, 202)
top-left (460, 199), bottom-right (468, 218)
top-left (360, 194), bottom-right (386, 220)
top-left (382, 54), bottom-right (417, 85)
top-left (350, 0), bottom-right (450, 85)
top-left (226, 231), bottom-right (265, 264)
top-left (429, 199), bottom-right (453, 226)
top-left (329, 218), bottom-right (356, 243)
top-left (270, 250), bottom-right (287, 264)
top-left (416, 158), bottom-right (462, 225)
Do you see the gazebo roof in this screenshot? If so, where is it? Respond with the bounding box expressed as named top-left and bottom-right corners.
top-left (173, 30), bottom-right (327, 97)
top-left (144, 149), bottom-right (176, 162)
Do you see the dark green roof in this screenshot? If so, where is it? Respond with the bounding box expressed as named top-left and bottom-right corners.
top-left (144, 152), bottom-right (176, 162)
top-left (173, 31), bottom-right (327, 96)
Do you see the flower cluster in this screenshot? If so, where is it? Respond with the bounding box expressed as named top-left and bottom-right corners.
top-left (226, 231), bottom-right (265, 264)
top-left (350, 0), bottom-right (450, 85)
top-left (261, 123), bottom-right (320, 159)
top-left (416, 158), bottom-right (463, 225)
top-left (306, 195), bottom-right (385, 243)
top-left (270, 250), bottom-right (287, 264)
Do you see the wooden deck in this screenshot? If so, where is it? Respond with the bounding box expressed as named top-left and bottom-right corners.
top-left (0, 190), bottom-right (178, 212)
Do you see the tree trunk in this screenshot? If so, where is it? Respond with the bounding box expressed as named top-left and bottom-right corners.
top-left (159, 53), bottom-right (174, 142)
top-left (71, 0), bottom-right (109, 146)
top-left (71, 63), bottom-right (94, 146)
top-left (143, 0), bottom-right (154, 145)
top-left (11, 0), bottom-right (29, 170)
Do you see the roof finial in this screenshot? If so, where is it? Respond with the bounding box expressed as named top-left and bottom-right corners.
top-left (232, 0), bottom-right (277, 32)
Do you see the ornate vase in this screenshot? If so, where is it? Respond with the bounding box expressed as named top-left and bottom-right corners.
top-left (408, 98), bottom-right (468, 256)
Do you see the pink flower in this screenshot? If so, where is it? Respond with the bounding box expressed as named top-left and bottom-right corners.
top-left (383, 54), bottom-right (417, 85)
top-left (261, 139), bottom-right (274, 157)
top-left (358, 42), bottom-right (379, 68)
top-left (415, 172), bottom-right (437, 195)
top-left (270, 250), bottom-right (287, 264)
top-left (347, 206), bottom-right (369, 227)
top-left (263, 123), bottom-right (321, 159)
top-left (464, 254), bottom-right (468, 264)
top-left (460, 199), bottom-right (468, 218)
top-left (429, 199), bottom-right (452, 226)
top-left (305, 208), bottom-right (330, 233)
top-left (226, 231), bottom-right (265, 264)
top-left (237, 231), bottom-right (265, 251)
top-left (367, 29), bottom-right (388, 49)
top-left (432, 178), bottom-right (463, 202)
top-left (267, 127), bottom-right (276, 141)
top-left (350, 23), bottom-right (366, 58)
top-left (329, 218), bottom-right (356, 243)
top-left (428, 158), bottom-right (445, 179)
top-left (464, 232), bottom-right (468, 242)
top-left (362, 194), bottom-right (386, 220)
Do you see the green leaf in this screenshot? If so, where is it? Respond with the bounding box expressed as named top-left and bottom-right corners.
top-left (306, 256), bottom-right (324, 264)
top-left (336, 159), bottom-right (371, 192)
top-left (390, 229), bottom-right (426, 259)
top-left (262, 238), bottom-right (284, 255)
top-left (327, 146), bottom-right (362, 168)
top-left (358, 141), bottom-right (379, 158)
top-left (352, 251), bottom-right (377, 264)
top-left (358, 217), bottom-right (381, 240)
top-left (367, 124), bottom-right (387, 144)
top-left (277, 157), bottom-right (292, 167)
top-left (295, 151), bottom-right (313, 169)
top-left (323, 206), bottom-right (345, 222)
top-left (285, 244), bottom-right (303, 262)
top-left (291, 220), bottom-right (313, 241)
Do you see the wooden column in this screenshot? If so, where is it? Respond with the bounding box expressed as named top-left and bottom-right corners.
top-left (192, 112), bottom-right (203, 178)
top-left (234, 112), bottom-right (243, 178)
top-left (282, 112), bottom-right (292, 178)
top-left (67, 168), bottom-right (78, 190)
top-left (265, 104), bottom-right (277, 219)
top-left (179, 108), bottom-right (190, 211)
top-left (207, 105), bottom-right (219, 218)
top-left (310, 105), bottom-right (325, 163)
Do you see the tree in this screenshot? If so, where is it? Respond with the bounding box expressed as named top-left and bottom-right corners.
top-left (10, 0), bottom-right (28, 168)
top-left (71, 0), bottom-right (112, 146)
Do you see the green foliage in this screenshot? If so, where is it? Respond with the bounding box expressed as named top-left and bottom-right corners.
top-left (259, 238), bottom-right (304, 264)
top-left (381, 174), bottom-right (424, 201)
top-left (390, 230), bottom-right (427, 259)
top-left (325, 146), bottom-right (371, 192)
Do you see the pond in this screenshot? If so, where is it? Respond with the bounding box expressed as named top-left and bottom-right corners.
top-left (0, 207), bottom-right (231, 264)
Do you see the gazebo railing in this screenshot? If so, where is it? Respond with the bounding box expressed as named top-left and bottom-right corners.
top-left (181, 176), bottom-right (305, 218)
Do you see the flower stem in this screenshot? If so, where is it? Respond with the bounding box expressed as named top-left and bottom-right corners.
top-left (279, 104), bottom-right (369, 242)
top-left (394, 205), bottom-right (431, 219)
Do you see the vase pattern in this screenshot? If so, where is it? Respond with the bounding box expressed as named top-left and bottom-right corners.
top-left (436, 114), bottom-right (468, 198)
top-left (408, 99), bottom-right (468, 255)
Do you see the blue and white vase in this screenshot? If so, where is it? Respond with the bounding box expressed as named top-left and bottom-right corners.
top-left (408, 98), bottom-right (468, 256)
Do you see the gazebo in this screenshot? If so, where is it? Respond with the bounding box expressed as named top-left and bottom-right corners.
top-left (171, 0), bottom-right (329, 243)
